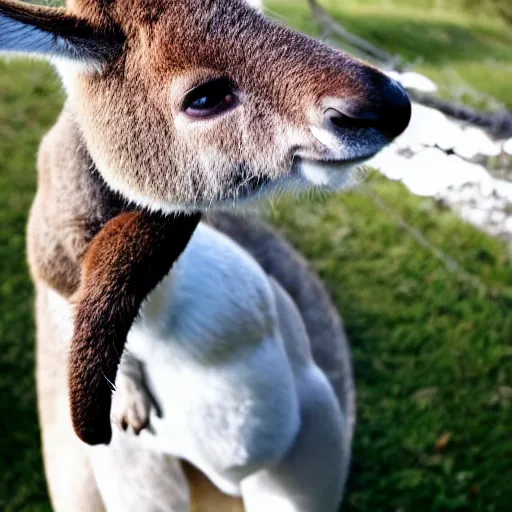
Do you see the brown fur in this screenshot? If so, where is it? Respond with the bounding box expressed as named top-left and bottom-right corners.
top-left (1, 0), bottom-right (409, 509)
top-left (25, 111), bottom-right (241, 508)
top-left (25, 110), bottom-right (225, 510)
top-left (15, 0), bottom-right (394, 447)
top-left (69, 210), bottom-right (200, 445)
top-left (4, 0), bottom-right (404, 211)
top-left (71, 0), bottom-right (392, 209)
top-left (27, 111), bottom-right (125, 298)
top-left (26, 109), bottom-right (198, 445)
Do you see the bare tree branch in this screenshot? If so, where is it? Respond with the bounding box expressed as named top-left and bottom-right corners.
top-left (408, 90), bottom-right (512, 138)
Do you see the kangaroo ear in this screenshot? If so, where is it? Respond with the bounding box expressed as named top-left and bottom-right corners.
top-left (0, 0), bottom-right (120, 70)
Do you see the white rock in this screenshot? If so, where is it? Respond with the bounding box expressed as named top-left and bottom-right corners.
top-left (406, 104), bottom-right (447, 147)
top-left (398, 149), bottom-right (491, 197)
top-left (400, 103), bottom-right (463, 150)
top-left (477, 196), bottom-right (504, 213)
top-left (503, 138), bottom-right (512, 155)
top-left (384, 70), bottom-right (438, 93)
top-left (454, 127), bottom-right (501, 158)
top-left (399, 72), bottom-right (439, 93)
top-left (369, 146), bottom-right (411, 181)
top-left (384, 70), bottom-right (402, 82)
top-left (409, 141), bottom-right (425, 153)
top-left (477, 180), bottom-right (512, 202)
top-left (400, 148), bottom-right (452, 196)
top-left (479, 179), bottom-right (497, 198)
top-left (447, 155), bottom-right (490, 186)
top-left (504, 217), bottom-right (512, 233)
top-left (463, 208), bottom-right (489, 227)
top-left (453, 139), bottom-right (479, 160)
top-left (490, 211), bottom-right (506, 224)
top-left (493, 179), bottom-right (512, 202)
top-left (435, 120), bottom-right (464, 151)
top-left (393, 130), bottom-right (421, 151)
top-left (454, 184), bottom-right (481, 203)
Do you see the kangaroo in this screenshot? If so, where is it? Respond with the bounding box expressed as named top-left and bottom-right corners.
top-left (0, 0), bottom-right (410, 510)
top-left (56, 215), bottom-right (352, 512)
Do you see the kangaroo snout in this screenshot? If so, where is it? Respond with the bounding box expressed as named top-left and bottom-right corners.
top-left (323, 75), bottom-right (411, 141)
top-left (375, 77), bottom-right (412, 138)
top-left (297, 57), bottom-right (411, 188)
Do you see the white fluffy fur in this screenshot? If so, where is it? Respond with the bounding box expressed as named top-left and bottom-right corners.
top-left (245, 0), bottom-right (264, 11)
top-left (310, 126), bottom-right (343, 153)
top-left (80, 222), bottom-right (348, 511)
top-left (298, 159), bottom-right (360, 190)
top-left (52, 59), bottom-right (94, 96)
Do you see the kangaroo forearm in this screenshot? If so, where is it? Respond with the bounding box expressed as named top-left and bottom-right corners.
top-left (68, 210), bottom-right (200, 445)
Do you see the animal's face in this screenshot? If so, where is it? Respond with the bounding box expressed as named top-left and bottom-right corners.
top-left (1, 0), bottom-right (411, 211)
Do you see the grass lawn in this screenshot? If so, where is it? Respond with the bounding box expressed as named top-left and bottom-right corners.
top-left (1, 1), bottom-right (512, 511)
top-left (0, 60), bottom-right (61, 512)
top-left (270, 184), bottom-right (512, 512)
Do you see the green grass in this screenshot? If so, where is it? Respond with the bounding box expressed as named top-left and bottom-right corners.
top-left (0, 60), bottom-right (62, 512)
top-left (0, 61), bottom-right (61, 512)
top-left (1, 2), bottom-right (512, 511)
top-left (270, 181), bottom-right (512, 512)
top-left (267, 0), bottom-right (512, 110)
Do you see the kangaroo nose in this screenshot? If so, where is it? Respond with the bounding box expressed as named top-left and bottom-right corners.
top-left (324, 78), bottom-right (411, 140)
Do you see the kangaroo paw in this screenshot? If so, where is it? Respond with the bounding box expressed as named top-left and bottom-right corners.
top-left (111, 357), bottom-right (160, 436)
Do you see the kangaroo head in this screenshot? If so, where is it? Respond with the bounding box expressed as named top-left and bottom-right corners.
top-left (1, 0), bottom-right (410, 211)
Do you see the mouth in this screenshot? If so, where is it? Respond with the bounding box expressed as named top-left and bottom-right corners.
top-left (293, 154), bottom-right (373, 190)
top-left (223, 155), bottom-right (373, 206)
top-left (203, 152), bottom-right (377, 212)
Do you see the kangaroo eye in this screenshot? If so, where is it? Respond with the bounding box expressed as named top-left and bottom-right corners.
top-left (182, 78), bottom-right (238, 119)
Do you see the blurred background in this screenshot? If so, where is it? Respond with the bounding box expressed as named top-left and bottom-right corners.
top-left (1, 0), bottom-right (511, 511)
